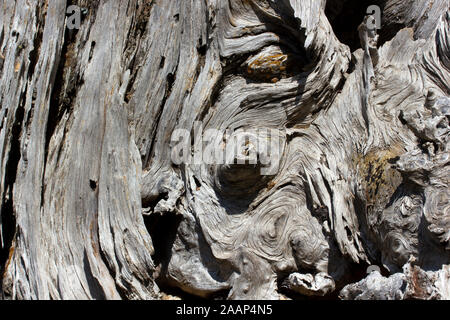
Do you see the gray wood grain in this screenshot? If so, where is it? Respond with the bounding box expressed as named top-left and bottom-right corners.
top-left (0, 0), bottom-right (448, 300)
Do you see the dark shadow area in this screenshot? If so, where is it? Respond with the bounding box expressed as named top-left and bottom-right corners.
top-left (326, 0), bottom-right (411, 50)
top-left (325, 0), bottom-right (383, 52)
top-left (143, 209), bottom-right (182, 268)
top-left (143, 209), bottom-right (185, 297)
top-left (0, 90), bottom-right (24, 288)
top-left (417, 207), bottom-right (450, 272)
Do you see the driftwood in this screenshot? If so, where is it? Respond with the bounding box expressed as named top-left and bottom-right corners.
top-left (0, 0), bottom-right (449, 300)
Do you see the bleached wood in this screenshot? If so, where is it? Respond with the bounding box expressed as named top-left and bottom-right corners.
top-left (0, 0), bottom-right (448, 300)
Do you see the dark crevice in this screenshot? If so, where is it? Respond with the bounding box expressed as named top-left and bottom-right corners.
top-left (27, 4), bottom-right (47, 80)
top-left (143, 209), bottom-right (181, 268)
top-left (89, 179), bottom-right (97, 190)
top-left (325, 0), bottom-right (383, 52)
top-left (397, 110), bottom-right (408, 125)
top-left (345, 226), bottom-right (353, 242)
top-left (347, 53), bottom-right (358, 76)
top-left (142, 190), bottom-right (182, 295)
top-left (417, 214), bottom-right (450, 271)
top-left (159, 56), bottom-right (165, 69)
top-left (326, 0), bottom-right (412, 50)
top-left (0, 28), bottom-right (4, 50)
top-left (197, 43), bottom-right (207, 57)
top-left (193, 176), bottom-right (202, 190)
top-left (166, 73), bottom-right (176, 93)
top-left (11, 30), bottom-right (19, 40)
top-left (0, 87), bottom-right (26, 285)
top-left (88, 41), bottom-right (95, 62)
top-left (0, 30), bottom-right (4, 75)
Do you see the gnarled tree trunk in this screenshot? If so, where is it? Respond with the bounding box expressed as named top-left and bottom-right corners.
top-left (0, 0), bottom-right (449, 300)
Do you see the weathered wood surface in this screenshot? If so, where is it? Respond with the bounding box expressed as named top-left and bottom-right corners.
top-left (0, 0), bottom-right (449, 300)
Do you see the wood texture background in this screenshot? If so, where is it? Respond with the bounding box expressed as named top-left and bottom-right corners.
top-left (0, 0), bottom-right (449, 299)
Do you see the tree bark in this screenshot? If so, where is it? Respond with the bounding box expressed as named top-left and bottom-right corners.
top-left (0, 0), bottom-right (449, 300)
